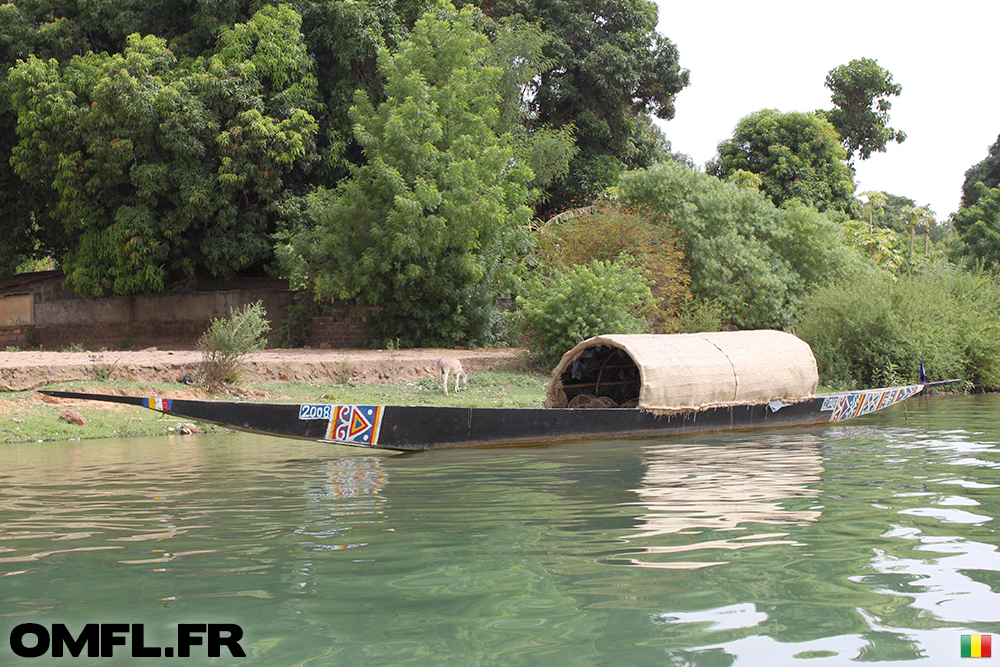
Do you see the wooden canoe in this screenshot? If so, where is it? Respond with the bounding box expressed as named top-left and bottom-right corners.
top-left (38, 384), bottom-right (929, 451)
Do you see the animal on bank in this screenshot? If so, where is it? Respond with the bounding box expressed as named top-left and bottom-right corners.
top-left (437, 357), bottom-right (467, 396)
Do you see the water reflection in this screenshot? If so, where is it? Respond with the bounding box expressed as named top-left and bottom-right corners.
top-left (618, 436), bottom-right (822, 569)
top-left (295, 457), bottom-right (387, 552)
top-left (0, 396), bottom-right (998, 665)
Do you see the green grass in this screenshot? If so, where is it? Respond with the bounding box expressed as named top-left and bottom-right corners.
top-left (0, 370), bottom-right (551, 444)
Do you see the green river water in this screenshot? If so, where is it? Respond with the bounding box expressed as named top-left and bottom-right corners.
top-left (1, 394), bottom-right (999, 665)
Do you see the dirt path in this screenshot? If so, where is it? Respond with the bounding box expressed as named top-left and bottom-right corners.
top-left (0, 347), bottom-right (527, 392)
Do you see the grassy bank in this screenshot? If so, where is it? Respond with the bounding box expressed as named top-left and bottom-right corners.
top-left (0, 370), bottom-right (551, 444)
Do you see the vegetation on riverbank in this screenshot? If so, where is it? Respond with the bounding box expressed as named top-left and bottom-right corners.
top-left (3, 0), bottom-right (999, 393)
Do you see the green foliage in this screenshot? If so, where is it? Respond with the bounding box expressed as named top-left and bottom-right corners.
top-left (7, 6), bottom-right (318, 296)
top-left (536, 202), bottom-right (690, 321)
top-left (198, 300), bottom-right (272, 391)
top-left (821, 57), bottom-right (905, 162)
top-left (844, 219), bottom-right (905, 273)
top-left (675, 299), bottom-right (725, 334)
top-left (617, 161), bottom-right (865, 329)
top-left (961, 135), bottom-right (1000, 209)
top-left (707, 109), bottom-right (856, 213)
top-left (952, 183), bottom-right (1000, 270)
top-left (305, 3), bottom-right (533, 347)
top-left (797, 263), bottom-right (1000, 390)
top-left (516, 259), bottom-right (657, 367)
top-left (472, 0), bottom-right (689, 212)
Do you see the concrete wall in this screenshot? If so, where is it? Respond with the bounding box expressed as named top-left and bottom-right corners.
top-left (32, 289), bottom-right (295, 350)
top-left (0, 294), bottom-right (33, 327)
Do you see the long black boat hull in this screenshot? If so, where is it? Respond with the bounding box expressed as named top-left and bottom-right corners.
top-left (40, 384), bottom-right (926, 451)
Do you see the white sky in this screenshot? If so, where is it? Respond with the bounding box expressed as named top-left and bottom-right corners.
top-left (652, 0), bottom-right (1000, 220)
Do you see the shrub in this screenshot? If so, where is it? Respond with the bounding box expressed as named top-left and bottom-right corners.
top-left (516, 258), bottom-right (657, 368)
top-left (617, 161), bottom-right (865, 329)
top-left (536, 202), bottom-right (690, 322)
top-left (198, 301), bottom-right (271, 391)
top-left (797, 263), bottom-right (1000, 390)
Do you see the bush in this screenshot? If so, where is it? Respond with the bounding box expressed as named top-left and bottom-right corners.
top-left (536, 202), bottom-right (690, 322)
top-left (198, 301), bottom-right (271, 391)
top-left (516, 258), bottom-right (658, 368)
top-left (796, 263), bottom-right (1000, 390)
top-left (617, 162), bottom-right (865, 330)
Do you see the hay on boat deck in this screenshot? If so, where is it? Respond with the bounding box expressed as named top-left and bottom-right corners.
top-left (546, 331), bottom-right (818, 414)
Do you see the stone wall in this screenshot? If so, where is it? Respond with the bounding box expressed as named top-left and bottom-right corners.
top-left (0, 325), bottom-right (33, 348)
top-left (309, 316), bottom-right (369, 349)
top-left (0, 271), bottom-right (379, 350)
top-left (0, 272), bottom-right (303, 350)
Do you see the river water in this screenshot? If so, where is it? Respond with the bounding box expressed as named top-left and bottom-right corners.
top-left (1, 394), bottom-right (999, 665)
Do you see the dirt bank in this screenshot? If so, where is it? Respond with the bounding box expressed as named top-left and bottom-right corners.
top-left (0, 347), bottom-right (528, 392)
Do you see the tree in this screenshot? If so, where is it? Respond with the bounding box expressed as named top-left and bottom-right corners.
top-left (707, 109), bottom-right (856, 213)
top-left (822, 57), bottom-right (905, 163)
top-left (859, 191), bottom-right (887, 233)
top-left (952, 183), bottom-right (1000, 270)
top-left (0, 0), bottom-right (420, 278)
top-left (472, 0), bottom-right (689, 213)
top-left (900, 205), bottom-right (936, 261)
top-left (8, 5), bottom-right (318, 296)
top-left (619, 161), bottom-right (865, 330)
top-left (961, 135), bottom-right (1000, 209)
top-left (305, 3), bottom-right (534, 346)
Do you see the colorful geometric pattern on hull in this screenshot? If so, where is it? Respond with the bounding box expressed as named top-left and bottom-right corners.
top-left (822, 385), bottom-right (922, 423)
top-left (296, 404), bottom-right (384, 446)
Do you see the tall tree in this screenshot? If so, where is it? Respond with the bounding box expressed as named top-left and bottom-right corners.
top-left (822, 57), bottom-right (905, 163)
top-left (961, 135), bottom-right (1000, 209)
top-left (8, 5), bottom-right (318, 296)
top-left (953, 183), bottom-right (1000, 270)
top-left (305, 3), bottom-right (534, 346)
top-left (0, 0), bottom-right (417, 277)
top-left (707, 109), bottom-right (856, 213)
top-left (472, 0), bottom-right (689, 213)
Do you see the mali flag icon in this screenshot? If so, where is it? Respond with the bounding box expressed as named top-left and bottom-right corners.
top-left (962, 635), bottom-right (992, 658)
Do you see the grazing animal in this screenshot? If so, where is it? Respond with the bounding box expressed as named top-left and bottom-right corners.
top-left (437, 357), bottom-right (468, 396)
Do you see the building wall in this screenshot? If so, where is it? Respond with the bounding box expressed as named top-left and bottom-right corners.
top-left (0, 272), bottom-right (372, 350)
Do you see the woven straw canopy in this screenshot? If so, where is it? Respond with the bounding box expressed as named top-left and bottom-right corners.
top-left (546, 331), bottom-right (819, 414)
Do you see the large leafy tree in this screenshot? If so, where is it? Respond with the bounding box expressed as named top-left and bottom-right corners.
top-left (472, 0), bottom-right (689, 213)
top-left (0, 0), bottom-right (412, 278)
top-left (8, 5), bottom-right (318, 296)
top-left (961, 135), bottom-right (1000, 209)
top-left (707, 109), bottom-right (856, 213)
top-left (952, 183), bottom-right (1000, 270)
top-left (305, 3), bottom-right (534, 346)
top-left (821, 57), bottom-right (905, 163)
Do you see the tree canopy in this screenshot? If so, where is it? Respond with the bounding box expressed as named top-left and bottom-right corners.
top-left (821, 57), bottom-right (905, 163)
top-left (472, 0), bottom-right (689, 213)
top-left (706, 109), bottom-right (856, 213)
top-left (952, 183), bottom-right (1000, 270)
top-left (619, 161), bottom-right (863, 330)
top-left (8, 5), bottom-right (318, 297)
top-left (304, 3), bottom-right (534, 346)
top-left (961, 135), bottom-right (1000, 209)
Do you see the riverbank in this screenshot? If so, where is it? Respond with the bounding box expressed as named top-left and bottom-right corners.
top-left (0, 346), bottom-right (528, 391)
top-left (0, 347), bottom-right (546, 443)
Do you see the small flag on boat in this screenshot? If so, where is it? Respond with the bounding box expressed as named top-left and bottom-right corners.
top-left (961, 634), bottom-right (991, 657)
top-left (919, 360), bottom-right (927, 384)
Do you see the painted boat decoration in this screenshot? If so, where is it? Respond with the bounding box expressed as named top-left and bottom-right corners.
top-left (39, 331), bottom-right (954, 451)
